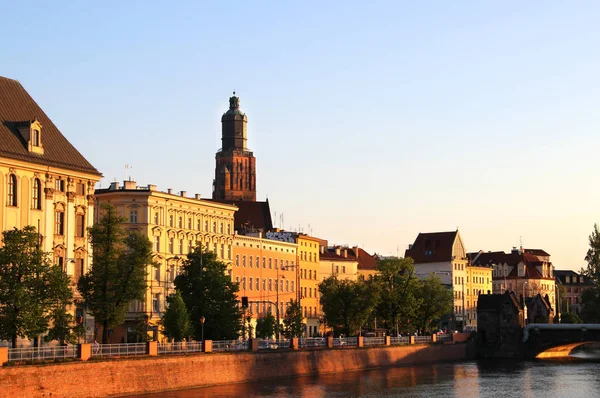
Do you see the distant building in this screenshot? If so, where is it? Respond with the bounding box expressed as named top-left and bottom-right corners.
top-left (525, 294), bottom-right (554, 324)
top-left (554, 270), bottom-right (594, 315)
top-left (355, 248), bottom-right (379, 278)
top-left (318, 245), bottom-right (359, 281)
top-left (0, 76), bottom-right (102, 343)
top-left (405, 230), bottom-right (492, 331)
top-left (470, 248), bottom-right (556, 315)
top-left (95, 181), bottom-right (237, 341)
top-left (477, 291), bottom-right (524, 358)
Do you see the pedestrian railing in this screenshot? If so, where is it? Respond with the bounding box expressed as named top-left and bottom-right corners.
top-left (92, 343), bottom-right (147, 358)
top-left (415, 335), bottom-right (432, 344)
top-left (158, 341), bottom-right (203, 355)
top-left (363, 337), bottom-right (386, 346)
top-left (8, 345), bottom-right (78, 362)
top-left (390, 336), bottom-right (410, 345)
top-left (299, 337), bottom-right (326, 348)
top-left (212, 340), bottom-right (248, 352)
top-left (334, 337), bottom-right (357, 347)
top-left (437, 334), bottom-right (452, 342)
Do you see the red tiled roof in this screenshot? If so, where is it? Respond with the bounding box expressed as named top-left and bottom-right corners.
top-left (354, 247), bottom-right (378, 270)
top-left (211, 199), bottom-right (273, 232)
top-left (320, 248), bottom-right (357, 262)
top-left (472, 249), bottom-right (553, 280)
top-left (524, 249), bottom-right (550, 257)
top-left (0, 76), bottom-right (101, 175)
top-left (405, 231), bottom-right (458, 263)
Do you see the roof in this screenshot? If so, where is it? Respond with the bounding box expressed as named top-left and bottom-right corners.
top-left (354, 247), bottom-right (378, 270)
top-left (525, 294), bottom-right (553, 311)
top-left (477, 291), bottom-right (522, 312)
top-left (0, 76), bottom-right (101, 175)
top-left (320, 248), bottom-right (358, 262)
top-left (554, 270), bottom-right (594, 285)
top-left (471, 249), bottom-right (555, 280)
top-left (524, 249), bottom-right (550, 257)
top-left (404, 231), bottom-right (458, 263)
top-left (211, 199), bottom-right (273, 232)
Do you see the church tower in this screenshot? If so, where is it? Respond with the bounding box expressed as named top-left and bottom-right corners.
top-left (212, 92), bottom-right (257, 201)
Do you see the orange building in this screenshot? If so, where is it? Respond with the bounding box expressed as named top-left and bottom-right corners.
top-left (232, 233), bottom-right (298, 333)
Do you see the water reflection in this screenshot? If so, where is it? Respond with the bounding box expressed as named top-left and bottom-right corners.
top-left (131, 359), bottom-right (600, 398)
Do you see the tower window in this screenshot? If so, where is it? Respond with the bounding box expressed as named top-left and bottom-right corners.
top-left (55, 211), bottom-right (65, 235)
top-left (32, 178), bottom-right (42, 210)
top-left (76, 214), bottom-right (85, 237)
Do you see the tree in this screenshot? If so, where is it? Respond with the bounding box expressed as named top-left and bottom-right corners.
top-left (161, 291), bottom-right (191, 342)
top-left (174, 247), bottom-right (242, 340)
top-left (256, 313), bottom-right (278, 339)
top-left (413, 275), bottom-right (453, 334)
top-left (0, 226), bottom-right (73, 347)
top-left (372, 257), bottom-right (420, 335)
top-left (78, 205), bottom-right (154, 343)
top-left (282, 300), bottom-right (303, 338)
top-left (581, 224), bottom-right (600, 322)
top-left (560, 312), bottom-right (582, 324)
top-left (319, 276), bottom-right (379, 336)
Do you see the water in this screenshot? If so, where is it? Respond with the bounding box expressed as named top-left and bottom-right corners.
top-left (132, 358), bottom-right (600, 397)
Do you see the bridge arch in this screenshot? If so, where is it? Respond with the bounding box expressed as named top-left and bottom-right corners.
top-left (523, 324), bottom-right (600, 359)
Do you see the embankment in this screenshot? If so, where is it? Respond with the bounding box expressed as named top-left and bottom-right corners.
top-left (0, 343), bottom-right (470, 397)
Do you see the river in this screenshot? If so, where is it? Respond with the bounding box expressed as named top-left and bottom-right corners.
top-left (131, 352), bottom-right (600, 397)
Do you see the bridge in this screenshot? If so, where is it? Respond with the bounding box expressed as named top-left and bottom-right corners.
top-left (523, 324), bottom-right (600, 358)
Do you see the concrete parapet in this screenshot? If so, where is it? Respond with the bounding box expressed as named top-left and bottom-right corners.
top-left (147, 341), bottom-right (158, 356)
top-left (357, 336), bottom-right (364, 348)
top-left (385, 336), bottom-right (391, 346)
top-left (409, 336), bottom-right (416, 345)
top-left (203, 340), bottom-right (213, 353)
top-left (78, 344), bottom-right (91, 361)
top-left (432, 334), bottom-right (437, 343)
top-left (291, 338), bottom-right (299, 350)
top-left (0, 347), bottom-right (8, 366)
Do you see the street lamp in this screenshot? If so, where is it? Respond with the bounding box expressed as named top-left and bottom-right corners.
top-left (523, 282), bottom-right (528, 325)
top-left (200, 316), bottom-right (205, 341)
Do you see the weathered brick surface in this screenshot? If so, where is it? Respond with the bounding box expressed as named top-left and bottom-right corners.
top-left (0, 344), bottom-right (468, 397)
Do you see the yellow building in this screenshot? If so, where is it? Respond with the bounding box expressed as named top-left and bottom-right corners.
top-left (232, 232), bottom-right (298, 335)
top-left (318, 245), bottom-right (359, 281)
top-left (95, 180), bottom-right (237, 341)
top-left (0, 76), bottom-right (102, 342)
top-left (296, 234), bottom-right (321, 336)
top-left (465, 265), bottom-right (492, 330)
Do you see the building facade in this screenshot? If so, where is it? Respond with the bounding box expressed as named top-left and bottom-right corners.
top-left (554, 270), bottom-right (594, 315)
top-left (318, 245), bottom-right (359, 282)
top-left (95, 181), bottom-right (237, 341)
top-left (471, 248), bottom-right (556, 314)
top-left (465, 265), bottom-right (493, 330)
top-left (0, 76), bottom-right (102, 342)
top-left (213, 93), bottom-right (256, 202)
top-left (232, 232), bottom-right (298, 334)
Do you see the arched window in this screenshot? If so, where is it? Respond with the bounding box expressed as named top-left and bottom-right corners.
top-left (7, 174), bottom-right (17, 206)
top-left (32, 178), bottom-right (41, 210)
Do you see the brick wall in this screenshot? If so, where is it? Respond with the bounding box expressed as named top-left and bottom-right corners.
top-left (0, 344), bottom-right (469, 397)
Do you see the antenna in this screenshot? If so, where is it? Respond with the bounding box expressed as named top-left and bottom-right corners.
top-left (125, 164), bottom-right (132, 181)
top-left (520, 236), bottom-right (523, 250)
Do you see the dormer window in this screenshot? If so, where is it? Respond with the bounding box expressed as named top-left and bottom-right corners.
top-left (26, 120), bottom-right (44, 154)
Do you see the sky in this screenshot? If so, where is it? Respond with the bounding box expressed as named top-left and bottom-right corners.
top-left (2, 1), bottom-right (599, 271)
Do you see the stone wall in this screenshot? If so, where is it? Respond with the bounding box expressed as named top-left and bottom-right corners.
top-left (0, 343), bottom-right (469, 397)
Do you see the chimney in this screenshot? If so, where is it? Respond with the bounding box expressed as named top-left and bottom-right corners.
top-left (320, 245), bottom-right (325, 254)
top-left (167, 188), bottom-right (173, 195)
top-left (335, 246), bottom-right (341, 256)
top-left (195, 194), bottom-right (201, 200)
top-left (180, 191), bottom-right (186, 197)
top-left (147, 184), bottom-right (157, 191)
top-left (123, 180), bottom-right (136, 190)
top-left (343, 249), bottom-right (348, 258)
top-left (353, 246), bottom-right (359, 259)
top-left (109, 181), bottom-right (120, 191)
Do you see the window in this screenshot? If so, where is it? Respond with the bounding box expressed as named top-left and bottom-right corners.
top-left (269, 258), bottom-right (272, 269)
top-left (342, 266), bottom-right (346, 274)
top-left (7, 174), bottom-right (17, 206)
top-left (188, 218), bottom-right (192, 229)
top-left (74, 258), bottom-right (84, 282)
top-left (155, 265), bottom-right (161, 281)
top-left (189, 240), bottom-right (193, 253)
top-left (242, 277), bottom-right (246, 290)
top-left (55, 179), bottom-right (65, 192)
top-left (220, 223), bottom-right (223, 234)
top-left (249, 256), bottom-right (253, 268)
top-left (249, 277), bottom-right (253, 290)
top-left (155, 236), bottom-right (160, 251)
top-left (179, 239), bottom-right (183, 254)
top-left (291, 281), bottom-right (295, 292)
top-left (286, 280), bottom-right (289, 292)
top-left (212, 222), bottom-right (216, 232)
top-left (236, 255), bottom-right (240, 266)
top-left (197, 219), bottom-right (201, 230)
top-left (76, 214), bottom-right (85, 237)
top-left (263, 257), bottom-right (266, 268)
top-left (221, 244), bottom-right (224, 259)
top-left (153, 294), bottom-right (160, 312)
top-left (55, 211), bottom-right (65, 235)
top-left (77, 182), bottom-right (86, 195)
top-left (169, 215), bottom-right (174, 227)
top-left (169, 265), bottom-right (175, 282)
top-left (129, 210), bottom-right (138, 223)
top-left (169, 238), bottom-right (174, 254)
top-left (228, 245), bottom-right (231, 259)
top-left (32, 178), bottom-right (42, 210)
top-left (154, 212), bottom-right (159, 224)
top-left (178, 217), bottom-right (183, 228)
top-left (268, 279), bottom-right (272, 291)
top-left (280, 280), bottom-right (284, 292)
top-left (227, 224), bottom-right (231, 235)
top-left (262, 278), bottom-right (266, 291)
top-left (205, 220), bottom-right (209, 231)
top-left (32, 129), bottom-right (40, 146)
top-left (242, 255), bottom-right (246, 267)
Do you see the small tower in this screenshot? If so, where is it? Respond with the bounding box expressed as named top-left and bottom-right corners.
top-left (212, 92), bottom-right (257, 201)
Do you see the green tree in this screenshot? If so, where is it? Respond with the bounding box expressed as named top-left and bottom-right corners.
top-left (174, 247), bottom-right (242, 340)
top-left (0, 226), bottom-right (73, 348)
top-left (256, 313), bottom-right (278, 339)
top-left (161, 291), bottom-right (191, 342)
top-left (581, 224), bottom-right (600, 322)
top-left (78, 205), bottom-right (154, 343)
top-left (319, 276), bottom-right (379, 336)
top-left (372, 257), bottom-right (420, 335)
top-left (413, 275), bottom-right (453, 334)
top-left (560, 312), bottom-right (583, 324)
top-left (282, 300), bottom-right (304, 338)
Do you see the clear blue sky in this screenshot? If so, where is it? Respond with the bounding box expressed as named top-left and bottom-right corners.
top-left (2, 1), bottom-right (599, 270)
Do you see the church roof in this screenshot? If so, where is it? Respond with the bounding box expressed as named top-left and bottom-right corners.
top-left (210, 199), bottom-right (273, 232)
top-left (0, 76), bottom-right (101, 175)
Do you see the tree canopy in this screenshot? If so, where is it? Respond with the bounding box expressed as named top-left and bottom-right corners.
top-left (0, 226), bottom-right (73, 347)
top-left (161, 291), bottom-right (191, 342)
top-left (255, 313), bottom-right (278, 339)
top-left (413, 275), bottom-right (453, 334)
top-left (78, 204), bottom-right (154, 343)
top-left (282, 300), bottom-right (304, 338)
top-left (581, 224), bottom-right (600, 323)
top-left (174, 247), bottom-right (242, 340)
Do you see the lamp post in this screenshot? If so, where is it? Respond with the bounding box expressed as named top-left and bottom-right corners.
top-left (200, 316), bottom-right (205, 341)
top-left (523, 282), bottom-right (528, 325)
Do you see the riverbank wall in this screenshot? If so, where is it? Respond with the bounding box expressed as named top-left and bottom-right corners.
top-left (0, 342), bottom-right (472, 397)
